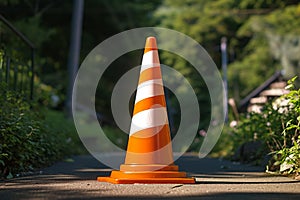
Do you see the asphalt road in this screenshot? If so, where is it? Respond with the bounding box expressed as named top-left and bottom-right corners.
top-left (1, 154), bottom-right (300, 200)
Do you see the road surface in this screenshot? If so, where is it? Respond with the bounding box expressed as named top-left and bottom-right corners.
top-left (1, 154), bottom-right (299, 199)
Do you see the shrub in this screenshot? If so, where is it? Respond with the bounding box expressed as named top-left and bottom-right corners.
top-left (0, 83), bottom-right (83, 179)
top-left (229, 77), bottom-right (300, 177)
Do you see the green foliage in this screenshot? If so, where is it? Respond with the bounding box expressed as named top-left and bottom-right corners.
top-left (210, 125), bottom-right (235, 158)
top-left (273, 136), bottom-right (300, 176)
top-left (0, 83), bottom-right (83, 179)
top-left (228, 77), bottom-right (300, 177)
top-left (154, 1), bottom-right (300, 142)
top-left (155, 0), bottom-right (299, 102)
top-left (103, 126), bottom-right (128, 151)
top-left (228, 41), bottom-right (276, 100)
top-left (228, 3), bottom-right (300, 100)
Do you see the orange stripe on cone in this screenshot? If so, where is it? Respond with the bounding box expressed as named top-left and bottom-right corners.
top-left (97, 36), bottom-right (195, 184)
top-left (133, 95), bottom-right (166, 115)
top-left (127, 124), bottom-right (171, 153)
top-left (138, 67), bottom-right (162, 84)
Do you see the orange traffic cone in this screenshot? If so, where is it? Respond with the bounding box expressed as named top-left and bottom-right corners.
top-left (97, 37), bottom-right (195, 184)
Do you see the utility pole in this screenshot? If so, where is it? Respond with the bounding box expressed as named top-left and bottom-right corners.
top-left (221, 37), bottom-right (228, 123)
top-left (66, 0), bottom-right (84, 118)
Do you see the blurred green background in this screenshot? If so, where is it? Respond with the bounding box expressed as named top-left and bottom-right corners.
top-left (1, 0), bottom-right (300, 178)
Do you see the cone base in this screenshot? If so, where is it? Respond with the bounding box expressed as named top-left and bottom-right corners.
top-left (97, 170), bottom-right (195, 184)
top-left (120, 164), bottom-right (178, 171)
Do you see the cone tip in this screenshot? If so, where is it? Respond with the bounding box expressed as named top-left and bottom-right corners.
top-left (144, 36), bottom-right (158, 53)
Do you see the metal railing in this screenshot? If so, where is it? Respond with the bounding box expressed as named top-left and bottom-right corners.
top-left (0, 14), bottom-right (35, 100)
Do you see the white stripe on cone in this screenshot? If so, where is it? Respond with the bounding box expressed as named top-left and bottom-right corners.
top-left (140, 50), bottom-right (160, 72)
top-left (134, 84), bottom-right (164, 103)
top-left (130, 107), bottom-right (168, 137)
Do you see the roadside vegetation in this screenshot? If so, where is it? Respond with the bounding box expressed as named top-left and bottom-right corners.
top-left (213, 77), bottom-right (300, 178)
top-left (0, 83), bottom-right (85, 179)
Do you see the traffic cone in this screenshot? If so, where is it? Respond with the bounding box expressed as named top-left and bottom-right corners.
top-left (97, 37), bottom-right (195, 184)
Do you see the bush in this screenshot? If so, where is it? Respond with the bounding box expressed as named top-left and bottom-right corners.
top-left (0, 83), bottom-right (83, 179)
top-left (228, 77), bottom-right (300, 177)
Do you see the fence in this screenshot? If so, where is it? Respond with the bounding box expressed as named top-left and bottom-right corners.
top-left (0, 14), bottom-right (35, 100)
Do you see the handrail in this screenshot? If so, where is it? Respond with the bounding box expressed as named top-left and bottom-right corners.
top-left (0, 14), bottom-right (35, 49)
top-left (0, 14), bottom-right (35, 99)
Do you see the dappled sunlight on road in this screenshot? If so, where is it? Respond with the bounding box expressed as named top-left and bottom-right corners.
top-left (1, 155), bottom-right (300, 199)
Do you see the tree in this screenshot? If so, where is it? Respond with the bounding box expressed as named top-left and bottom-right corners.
top-left (228, 3), bottom-right (300, 100)
top-left (154, 0), bottom-right (300, 103)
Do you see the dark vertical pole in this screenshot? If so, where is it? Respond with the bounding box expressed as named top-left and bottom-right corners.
top-left (20, 65), bottom-right (24, 92)
top-left (30, 49), bottom-right (35, 100)
top-left (66, 0), bottom-right (84, 118)
top-left (5, 56), bottom-right (10, 85)
top-left (221, 37), bottom-right (228, 123)
top-left (13, 64), bottom-right (18, 90)
top-left (0, 55), bottom-right (2, 82)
